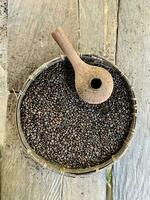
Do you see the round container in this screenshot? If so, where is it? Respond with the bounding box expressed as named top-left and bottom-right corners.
top-left (16, 54), bottom-right (137, 175)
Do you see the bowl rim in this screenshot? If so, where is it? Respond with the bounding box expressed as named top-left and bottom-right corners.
top-left (16, 54), bottom-right (137, 176)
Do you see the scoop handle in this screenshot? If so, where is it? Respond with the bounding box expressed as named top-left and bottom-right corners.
top-left (51, 27), bottom-right (83, 71)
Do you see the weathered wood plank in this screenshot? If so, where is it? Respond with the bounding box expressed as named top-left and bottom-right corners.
top-left (62, 1), bottom-right (118, 200)
top-left (8, 0), bottom-right (78, 91)
top-left (63, 172), bottom-right (106, 200)
top-left (0, 0), bottom-right (8, 152)
top-left (0, 0), bottom-right (8, 196)
top-left (0, 67), bottom-right (7, 153)
top-left (79, 0), bottom-right (118, 63)
top-left (113, 1), bottom-right (150, 200)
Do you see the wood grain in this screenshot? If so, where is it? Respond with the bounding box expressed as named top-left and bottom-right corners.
top-left (113, 1), bottom-right (150, 200)
top-left (63, 172), bottom-right (106, 200)
top-left (8, 0), bottom-right (78, 91)
top-left (79, 0), bottom-right (118, 63)
top-left (0, 0), bottom-right (8, 152)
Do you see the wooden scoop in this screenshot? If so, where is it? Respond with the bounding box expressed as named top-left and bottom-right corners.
top-left (51, 27), bottom-right (113, 104)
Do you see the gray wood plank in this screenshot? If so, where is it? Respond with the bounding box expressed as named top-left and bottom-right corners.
top-left (0, 0), bottom-right (8, 152)
top-left (79, 0), bottom-right (118, 63)
top-left (62, 1), bottom-right (118, 200)
top-left (8, 0), bottom-right (79, 91)
top-left (113, 1), bottom-right (150, 200)
top-left (0, 66), bottom-right (7, 153)
top-left (63, 172), bottom-right (106, 200)
top-left (0, 0), bottom-right (8, 196)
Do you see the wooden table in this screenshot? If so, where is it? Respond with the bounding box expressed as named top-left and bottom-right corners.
top-left (0, 0), bottom-right (150, 199)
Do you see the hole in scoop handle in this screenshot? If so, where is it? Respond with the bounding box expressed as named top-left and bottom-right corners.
top-left (51, 27), bottom-right (83, 71)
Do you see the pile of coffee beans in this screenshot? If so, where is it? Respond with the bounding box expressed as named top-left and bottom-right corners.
top-left (20, 55), bottom-right (133, 169)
